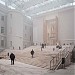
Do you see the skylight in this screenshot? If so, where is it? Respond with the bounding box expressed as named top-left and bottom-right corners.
top-left (26, 0), bottom-right (54, 11)
top-left (24, 0), bottom-right (30, 2)
top-left (0, 0), bottom-right (74, 17)
top-left (20, 0), bottom-right (30, 2)
top-left (31, 3), bottom-right (73, 16)
top-left (26, 16), bottom-right (31, 19)
top-left (0, 0), bottom-right (5, 5)
top-left (73, 1), bottom-right (75, 5)
top-left (8, 5), bottom-right (15, 9)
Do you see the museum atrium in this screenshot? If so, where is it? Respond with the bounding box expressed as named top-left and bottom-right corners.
top-left (0, 0), bottom-right (75, 75)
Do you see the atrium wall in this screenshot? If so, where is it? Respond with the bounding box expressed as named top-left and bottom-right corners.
top-left (74, 6), bottom-right (75, 45)
top-left (0, 4), bottom-right (8, 50)
top-left (7, 10), bottom-right (33, 49)
top-left (33, 6), bottom-right (74, 45)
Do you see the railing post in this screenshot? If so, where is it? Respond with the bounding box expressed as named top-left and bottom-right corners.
top-left (58, 53), bottom-right (59, 60)
top-left (69, 52), bottom-right (72, 65)
top-left (53, 57), bottom-right (55, 70)
top-left (60, 51), bottom-right (61, 59)
top-left (50, 61), bottom-right (51, 70)
top-left (56, 56), bottom-right (57, 63)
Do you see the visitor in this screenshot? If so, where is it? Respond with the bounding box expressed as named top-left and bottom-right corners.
top-left (42, 43), bottom-right (44, 48)
top-left (19, 46), bottom-right (21, 50)
top-left (10, 53), bottom-right (15, 65)
top-left (30, 49), bottom-right (34, 58)
top-left (62, 57), bottom-right (65, 69)
top-left (7, 52), bottom-right (9, 56)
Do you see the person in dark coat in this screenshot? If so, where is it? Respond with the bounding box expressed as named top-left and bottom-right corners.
top-left (62, 58), bottom-right (65, 69)
top-left (31, 49), bottom-right (34, 58)
top-left (19, 46), bottom-right (21, 50)
top-left (7, 52), bottom-right (9, 56)
top-left (10, 53), bottom-right (15, 65)
top-left (42, 43), bottom-right (44, 48)
top-left (72, 46), bottom-right (75, 63)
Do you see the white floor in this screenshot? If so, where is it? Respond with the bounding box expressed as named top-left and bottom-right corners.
top-left (0, 59), bottom-right (75, 75)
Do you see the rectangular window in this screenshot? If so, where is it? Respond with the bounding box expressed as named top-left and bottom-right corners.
top-left (1, 16), bottom-right (4, 21)
top-left (10, 41), bottom-right (12, 46)
top-left (10, 14), bottom-right (12, 18)
top-left (25, 26), bottom-right (27, 30)
top-left (25, 34), bottom-right (26, 37)
top-left (1, 40), bottom-right (4, 47)
top-left (1, 27), bottom-right (4, 33)
top-left (30, 36), bottom-right (31, 41)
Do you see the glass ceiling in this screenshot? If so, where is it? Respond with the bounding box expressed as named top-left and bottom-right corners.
top-left (0, 0), bottom-right (74, 17)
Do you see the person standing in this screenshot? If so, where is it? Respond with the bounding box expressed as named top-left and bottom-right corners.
top-left (31, 49), bottom-right (34, 58)
top-left (7, 52), bottom-right (9, 56)
top-left (19, 46), bottom-right (21, 50)
top-left (72, 46), bottom-right (75, 63)
top-left (10, 53), bottom-right (15, 65)
top-left (42, 43), bottom-right (44, 48)
top-left (62, 58), bottom-right (65, 69)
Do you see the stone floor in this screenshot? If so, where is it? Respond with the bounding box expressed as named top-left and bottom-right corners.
top-left (0, 59), bottom-right (75, 75)
top-left (0, 59), bottom-right (48, 75)
top-left (0, 46), bottom-right (62, 69)
top-left (0, 45), bottom-right (74, 75)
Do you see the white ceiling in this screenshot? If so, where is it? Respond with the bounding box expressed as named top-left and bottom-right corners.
top-left (0, 0), bottom-right (74, 17)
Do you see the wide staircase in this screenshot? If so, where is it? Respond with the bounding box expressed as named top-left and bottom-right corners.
top-left (0, 45), bottom-right (74, 70)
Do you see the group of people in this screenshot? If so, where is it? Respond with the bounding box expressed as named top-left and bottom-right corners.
top-left (41, 43), bottom-right (46, 48)
top-left (8, 49), bottom-right (35, 65)
top-left (8, 46), bottom-right (75, 68)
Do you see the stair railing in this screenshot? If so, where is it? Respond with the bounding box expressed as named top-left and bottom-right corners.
top-left (50, 45), bottom-right (73, 70)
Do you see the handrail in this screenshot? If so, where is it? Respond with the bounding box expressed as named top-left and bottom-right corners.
top-left (55, 51), bottom-right (70, 70)
top-left (50, 45), bottom-right (73, 70)
top-left (50, 51), bottom-right (62, 70)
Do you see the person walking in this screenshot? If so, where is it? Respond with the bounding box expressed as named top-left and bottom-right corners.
top-left (10, 53), bottom-right (15, 65)
top-left (31, 49), bottom-right (34, 58)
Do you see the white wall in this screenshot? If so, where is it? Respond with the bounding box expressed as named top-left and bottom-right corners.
top-left (32, 6), bottom-right (74, 45)
top-left (0, 4), bottom-right (8, 49)
top-left (58, 7), bottom-right (74, 44)
top-left (23, 17), bottom-right (33, 48)
top-left (0, 4), bottom-right (33, 50)
top-left (74, 6), bottom-right (75, 45)
top-left (7, 10), bottom-right (33, 49)
top-left (32, 17), bottom-right (43, 45)
top-left (7, 10), bottom-right (23, 49)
